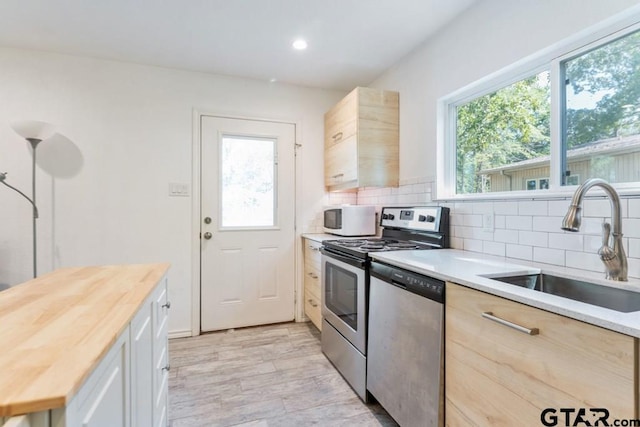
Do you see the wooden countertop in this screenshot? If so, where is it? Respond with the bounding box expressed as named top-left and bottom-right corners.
top-left (0, 263), bottom-right (170, 417)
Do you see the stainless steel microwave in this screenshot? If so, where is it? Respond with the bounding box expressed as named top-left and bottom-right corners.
top-left (323, 205), bottom-right (376, 236)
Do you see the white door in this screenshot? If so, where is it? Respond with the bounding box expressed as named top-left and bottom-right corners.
top-left (200, 116), bottom-right (296, 332)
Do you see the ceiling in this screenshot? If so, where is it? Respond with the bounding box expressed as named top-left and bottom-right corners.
top-left (0, 0), bottom-right (477, 91)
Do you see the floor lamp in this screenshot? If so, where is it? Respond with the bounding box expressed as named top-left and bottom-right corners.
top-left (1, 120), bottom-right (56, 278)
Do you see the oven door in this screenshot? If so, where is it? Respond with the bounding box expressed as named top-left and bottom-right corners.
top-left (321, 250), bottom-right (367, 355)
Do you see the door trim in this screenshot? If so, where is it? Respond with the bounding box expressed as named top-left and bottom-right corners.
top-left (190, 110), bottom-right (304, 336)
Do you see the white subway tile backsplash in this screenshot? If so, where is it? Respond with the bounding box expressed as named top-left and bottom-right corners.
top-left (339, 179), bottom-right (640, 280)
top-left (450, 237), bottom-right (464, 249)
top-left (463, 239), bottom-right (483, 253)
top-left (494, 201), bottom-right (518, 215)
top-left (519, 231), bottom-right (548, 247)
top-left (548, 232), bottom-right (583, 251)
top-left (454, 202), bottom-right (473, 215)
top-left (450, 214), bottom-right (463, 226)
top-left (565, 251), bottom-right (604, 273)
top-left (471, 228), bottom-right (495, 241)
top-left (505, 215), bottom-right (532, 231)
top-left (583, 198), bottom-right (627, 218)
top-left (548, 199), bottom-right (571, 216)
top-left (533, 247), bottom-right (565, 266)
top-left (629, 198), bottom-right (640, 218)
top-left (472, 202), bottom-right (494, 214)
top-left (583, 234), bottom-right (602, 252)
top-left (627, 257), bottom-right (640, 279)
top-left (518, 200), bottom-right (548, 216)
top-left (580, 217), bottom-right (606, 235)
top-left (494, 229), bottom-right (519, 244)
top-left (532, 216), bottom-right (563, 233)
top-left (622, 218), bottom-right (640, 238)
top-left (484, 241), bottom-right (506, 257)
top-left (506, 244), bottom-right (533, 261)
top-left (463, 214), bottom-right (483, 227)
top-left (629, 238), bottom-right (640, 258)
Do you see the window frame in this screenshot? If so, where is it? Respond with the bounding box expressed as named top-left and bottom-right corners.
top-left (436, 6), bottom-right (640, 201)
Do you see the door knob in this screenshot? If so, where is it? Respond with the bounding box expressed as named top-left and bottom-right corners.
top-left (203, 232), bottom-right (212, 240)
top-left (204, 217), bottom-right (212, 224)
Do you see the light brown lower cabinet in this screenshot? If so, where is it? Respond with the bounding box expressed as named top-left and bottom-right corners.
top-left (445, 282), bottom-right (638, 427)
top-left (303, 238), bottom-right (322, 330)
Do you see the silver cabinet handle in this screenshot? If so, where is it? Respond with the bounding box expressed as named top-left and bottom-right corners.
top-left (307, 272), bottom-right (318, 279)
top-left (162, 301), bottom-right (171, 309)
top-left (331, 173), bottom-right (344, 179)
top-left (308, 299), bottom-right (318, 308)
top-left (308, 245), bottom-right (320, 251)
top-left (481, 312), bottom-right (539, 336)
top-left (332, 132), bottom-right (343, 142)
top-left (162, 364), bottom-right (171, 372)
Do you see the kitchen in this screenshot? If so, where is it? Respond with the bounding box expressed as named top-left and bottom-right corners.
top-left (2, 0), bottom-right (640, 426)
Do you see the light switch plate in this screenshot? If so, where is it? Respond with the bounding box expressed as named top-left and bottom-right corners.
top-left (169, 182), bottom-right (190, 197)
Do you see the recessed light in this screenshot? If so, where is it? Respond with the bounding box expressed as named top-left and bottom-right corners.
top-left (292, 39), bottom-right (308, 50)
top-left (269, 78), bottom-right (277, 83)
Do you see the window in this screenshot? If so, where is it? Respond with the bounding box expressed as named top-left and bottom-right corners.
top-left (525, 178), bottom-right (550, 191)
top-left (456, 71), bottom-right (550, 194)
top-left (220, 135), bottom-right (276, 227)
top-left (439, 11), bottom-right (640, 198)
top-left (562, 30), bottom-right (640, 186)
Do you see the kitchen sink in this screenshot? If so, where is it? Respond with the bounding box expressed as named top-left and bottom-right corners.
top-left (490, 273), bottom-right (640, 312)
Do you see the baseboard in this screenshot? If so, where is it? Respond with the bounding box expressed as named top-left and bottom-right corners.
top-left (168, 329), bottom-right (193, 339)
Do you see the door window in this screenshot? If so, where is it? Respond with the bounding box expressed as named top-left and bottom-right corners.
top-left (220, 135), bottom-right (277, 228)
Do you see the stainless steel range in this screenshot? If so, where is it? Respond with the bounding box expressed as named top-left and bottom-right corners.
top-left (319, 206), bottom-right (449, 402)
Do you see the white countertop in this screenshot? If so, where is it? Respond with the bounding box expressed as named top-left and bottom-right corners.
top-left (301, 233), bottom-right (377, 243)
top-left (370, 249), bottom-right (640, 338)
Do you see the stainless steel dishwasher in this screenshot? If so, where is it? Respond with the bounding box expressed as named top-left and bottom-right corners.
top-left (367, 260), bottom-right (445, 427)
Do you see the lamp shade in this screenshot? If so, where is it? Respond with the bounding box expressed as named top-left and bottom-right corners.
top-left (11, 120), bottom-right (56, 142)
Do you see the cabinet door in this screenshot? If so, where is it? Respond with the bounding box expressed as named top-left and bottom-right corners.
top-left (73, 332), bottom-right (130, 427)
top-left (324, 136), bottom-right (358, 188)
top-left (445, 282), bottom-right (636, 427)
top-left (324, 88), bottom-right (357, 149)
top-left (130, 300), bottom-right (153, 427)
top-left (303, 239), bottom-right (322, 330)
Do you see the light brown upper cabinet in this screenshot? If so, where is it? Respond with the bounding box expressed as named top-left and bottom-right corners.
top-left (324, 87), bottom-right (399, 192)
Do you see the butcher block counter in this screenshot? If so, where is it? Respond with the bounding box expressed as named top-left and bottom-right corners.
top-left (0, 263), bottom-right (170, 426)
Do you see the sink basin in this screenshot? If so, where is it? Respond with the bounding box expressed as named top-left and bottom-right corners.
top-left (491, 273), bottom-right (640, 312)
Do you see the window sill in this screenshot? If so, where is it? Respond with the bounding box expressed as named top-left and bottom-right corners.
top-left (435, 185), bottom-right (640, 203)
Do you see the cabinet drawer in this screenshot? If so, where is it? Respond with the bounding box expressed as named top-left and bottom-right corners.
top-left (304, 240), bottom-right (322, 267)
top-left (304, 290), bottom-right (322, 331)
top-left (445, 282), bottom-right (636, 425)
top-left (304, 267), bottom-right (321, 300)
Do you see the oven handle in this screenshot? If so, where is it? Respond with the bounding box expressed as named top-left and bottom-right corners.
top-left (320, 247), bottom-right (367, 269)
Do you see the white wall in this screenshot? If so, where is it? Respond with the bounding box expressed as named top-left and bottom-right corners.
top-left (0, 47), bottom-right (344, 335)
top-left (360, 0), bottom-right (640, 279)
top-left (370, 0), bottom-right (640, 182)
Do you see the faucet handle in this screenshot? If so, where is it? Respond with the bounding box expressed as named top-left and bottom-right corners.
top-left (598, 222), bottom-right (616, 261)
